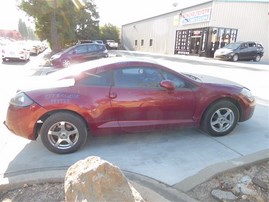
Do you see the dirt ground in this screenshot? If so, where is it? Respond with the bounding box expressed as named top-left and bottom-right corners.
top-left (0, 160), bottom-right (268, 202)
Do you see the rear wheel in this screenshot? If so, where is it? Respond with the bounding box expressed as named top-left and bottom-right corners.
top-left (232, 54), bottom-right (239, 62)
top-left (40, 112), bottom-right (88, 154)
top-left (201, 100), bottom-right (239, 136)
top-left (254, 54), bottom-right (261, 62)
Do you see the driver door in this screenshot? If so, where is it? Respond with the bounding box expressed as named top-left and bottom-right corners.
top-left (109, 66), bottom-right (196, 132)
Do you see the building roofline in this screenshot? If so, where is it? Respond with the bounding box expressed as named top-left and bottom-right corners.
top-left (122, 0), bottom-right (269, 27)
top-left (122, 0), bottom-right (213, 27)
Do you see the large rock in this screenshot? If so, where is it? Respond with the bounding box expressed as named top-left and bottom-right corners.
top-left (64, 156), bottom-right (145, 202)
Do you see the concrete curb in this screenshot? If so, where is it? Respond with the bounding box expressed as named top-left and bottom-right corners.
top-left (1, 149), bottom-right (268, 201)
top-left (173, 149), bottom-right (269, 192)
top-left (0, 169), bottom-right (198, 202)
top-left (124, 171), bottom-right (199, 202)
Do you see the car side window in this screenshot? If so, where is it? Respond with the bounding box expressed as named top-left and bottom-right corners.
top-left (257, 44), bottom-right (263, 49)
top-left (76, 71), bottom-right (112, 86)
top-left (114, 67), bottom-right (163, 88)
top-left (161, 70), bottom-right (186, 88)
top-left (74, 45), bottom-right (88, 54)
top-left (240, 43), bottom-right (248, 49)
top-left (248, 43), bottom-right (256, 48)
top-left (88, 44), bottom-right (98, 52)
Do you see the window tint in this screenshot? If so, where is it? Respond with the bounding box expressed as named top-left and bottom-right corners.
top-left (75, 45), bottom-right (88, 54)
top-left (76, 71), bottom-right (112, 86)
top-left (257, 44), bottom-right (263, 48)
top-left (248, 43), bottom-right (256, 47)
top-left (114, 67), bottom-right (163, 88)
top-left (161, 70), bottom-right (185, 88)
top-left (240, 43), bottom-right (248, 49)
top-left (88, 44), bottom-right (98, 52)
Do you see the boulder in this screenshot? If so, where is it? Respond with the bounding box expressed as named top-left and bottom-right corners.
top-left (64, 156), bottom-right (144, 202)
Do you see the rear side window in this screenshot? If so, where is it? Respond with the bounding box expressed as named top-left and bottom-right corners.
top-left (97, 44), bottom-right (106, 51)
top-left (248, 43), bottom-right (256, 47)
top-left (76, 71), bottom-right (112, 86)
top-left (87, 44), bottom-right (98, 52)
top-left (257, 44), bottom-right (263, 48)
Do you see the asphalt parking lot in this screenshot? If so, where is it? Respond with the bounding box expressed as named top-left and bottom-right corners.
top-left (0, 50), bottom-right (268, 195)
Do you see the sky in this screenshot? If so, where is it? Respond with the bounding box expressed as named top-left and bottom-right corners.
top-left (95, 0), bottom-right (209, 26)
top-left (0, 0), bottom-right (208, 30)
top-left (0, 0), bottom-right (19, 30)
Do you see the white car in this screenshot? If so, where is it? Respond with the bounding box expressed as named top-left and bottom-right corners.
top-left (105, 40), bottom-right (118, 50)
top-left (2, 41), bottom-right (30, 62)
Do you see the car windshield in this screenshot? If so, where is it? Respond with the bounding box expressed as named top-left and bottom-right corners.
top-left (223, 43), bottom-right (241, 49)
top-left (183, 73), bottom-right (202, 82)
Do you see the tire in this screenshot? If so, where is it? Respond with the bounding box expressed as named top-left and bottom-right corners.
top-left (254, 55), bottom-right (261, 62)
top-left (61, 59), bottom-right (70, 68)
top-left (201, 100), bottom-right (239, 136)
top-left (232, 54), bottom-right (239, 62)
top-left (40, 112), bottom-right (88, 154)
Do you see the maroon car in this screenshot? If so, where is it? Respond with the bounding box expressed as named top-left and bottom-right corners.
top-left (4, 57), bottom-right (255, 154)
top-left (50, 43), bottom-right (108, 68)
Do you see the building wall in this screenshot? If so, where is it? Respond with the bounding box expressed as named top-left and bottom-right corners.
top-left (122, 14), bottom-right (176, 54)
top-left (210, 1), bottom-right (269, 61)
top-left (121, 1), bottom-right (269, 61)
top-left (121, 1), bottom-right (213, 55)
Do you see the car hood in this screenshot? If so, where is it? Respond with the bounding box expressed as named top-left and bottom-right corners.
top-left (50, 51), bottom-right (63, 58)
top-left (215, 48), bottom-right (234, 54)
top-left (188, 73), bottom-right (243, 88)
top-left (19, 76), bottom-right (75, 92)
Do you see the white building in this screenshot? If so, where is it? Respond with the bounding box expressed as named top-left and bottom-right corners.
top-left (121, 0), bottom-right (269, 62)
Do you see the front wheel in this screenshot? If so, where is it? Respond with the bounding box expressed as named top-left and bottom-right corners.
top-left (40, 112), bottom-right (88, 154)
top-left (61, 59), bottom-right (70, 68)
top-left (201, 100), bottom-right (239, 136)
top-left (232, 54), bottom-right (239, 62)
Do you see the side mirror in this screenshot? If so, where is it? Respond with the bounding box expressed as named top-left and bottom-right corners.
top-left (160, 80), bottom-right (175, 90)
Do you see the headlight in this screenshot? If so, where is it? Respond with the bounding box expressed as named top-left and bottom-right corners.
top-left (50, 54), bottom-right (60, 60)
top-left (10, 92), bottom-right (34, 107)
top-left (241, 88), bottom-right (254, 102)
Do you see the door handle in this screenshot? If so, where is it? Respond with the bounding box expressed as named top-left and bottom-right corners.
top-left (109, 92), bottom-right (117, 99)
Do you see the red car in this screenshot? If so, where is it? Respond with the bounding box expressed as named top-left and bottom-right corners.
top-left (4, 57), bottom-right (255, 154)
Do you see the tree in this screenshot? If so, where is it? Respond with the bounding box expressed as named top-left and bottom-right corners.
top-left (18, 19), bottom-right (37, 40)
top-left (18, 19), bottom-right (28, 39)
top-left (100, 23), bottom-right (120, 42)
top-left (19, 0), bottom-right (99, 52)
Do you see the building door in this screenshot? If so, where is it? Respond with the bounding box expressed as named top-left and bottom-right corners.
top-left (190, 37), bottom-right (201, 55)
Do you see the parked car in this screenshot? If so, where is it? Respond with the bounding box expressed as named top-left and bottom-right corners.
top-left (26, 40), bottom-right (47, 55)
top-left (50, 43), bottom-right (108, 68)
top-left (94, 40), bottom-right (104, 44)
top-left (2, 41), bottom-right (30, 62)
top-left (105, 40), bottom-right (118, 50)
top-left (4, 57), bottom-right (255, 154)
top-left (214, 41), bottom-right (264, 62)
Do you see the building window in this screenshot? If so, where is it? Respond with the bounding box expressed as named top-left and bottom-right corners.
top-left (135, 40), bottom-right (137, 46)
top-left (149, 39), bottom-right (153, 46)
top-left (141, 39), bottom-right (144, 46)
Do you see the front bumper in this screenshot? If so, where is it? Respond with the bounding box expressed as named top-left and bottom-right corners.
top-left (4, 103), bottom-right (48, 140)
top-left (214, 54), bottom-right (233, 61)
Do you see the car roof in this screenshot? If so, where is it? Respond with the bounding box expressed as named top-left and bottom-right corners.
top-left (47, 57), bottom-right (161, 80)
